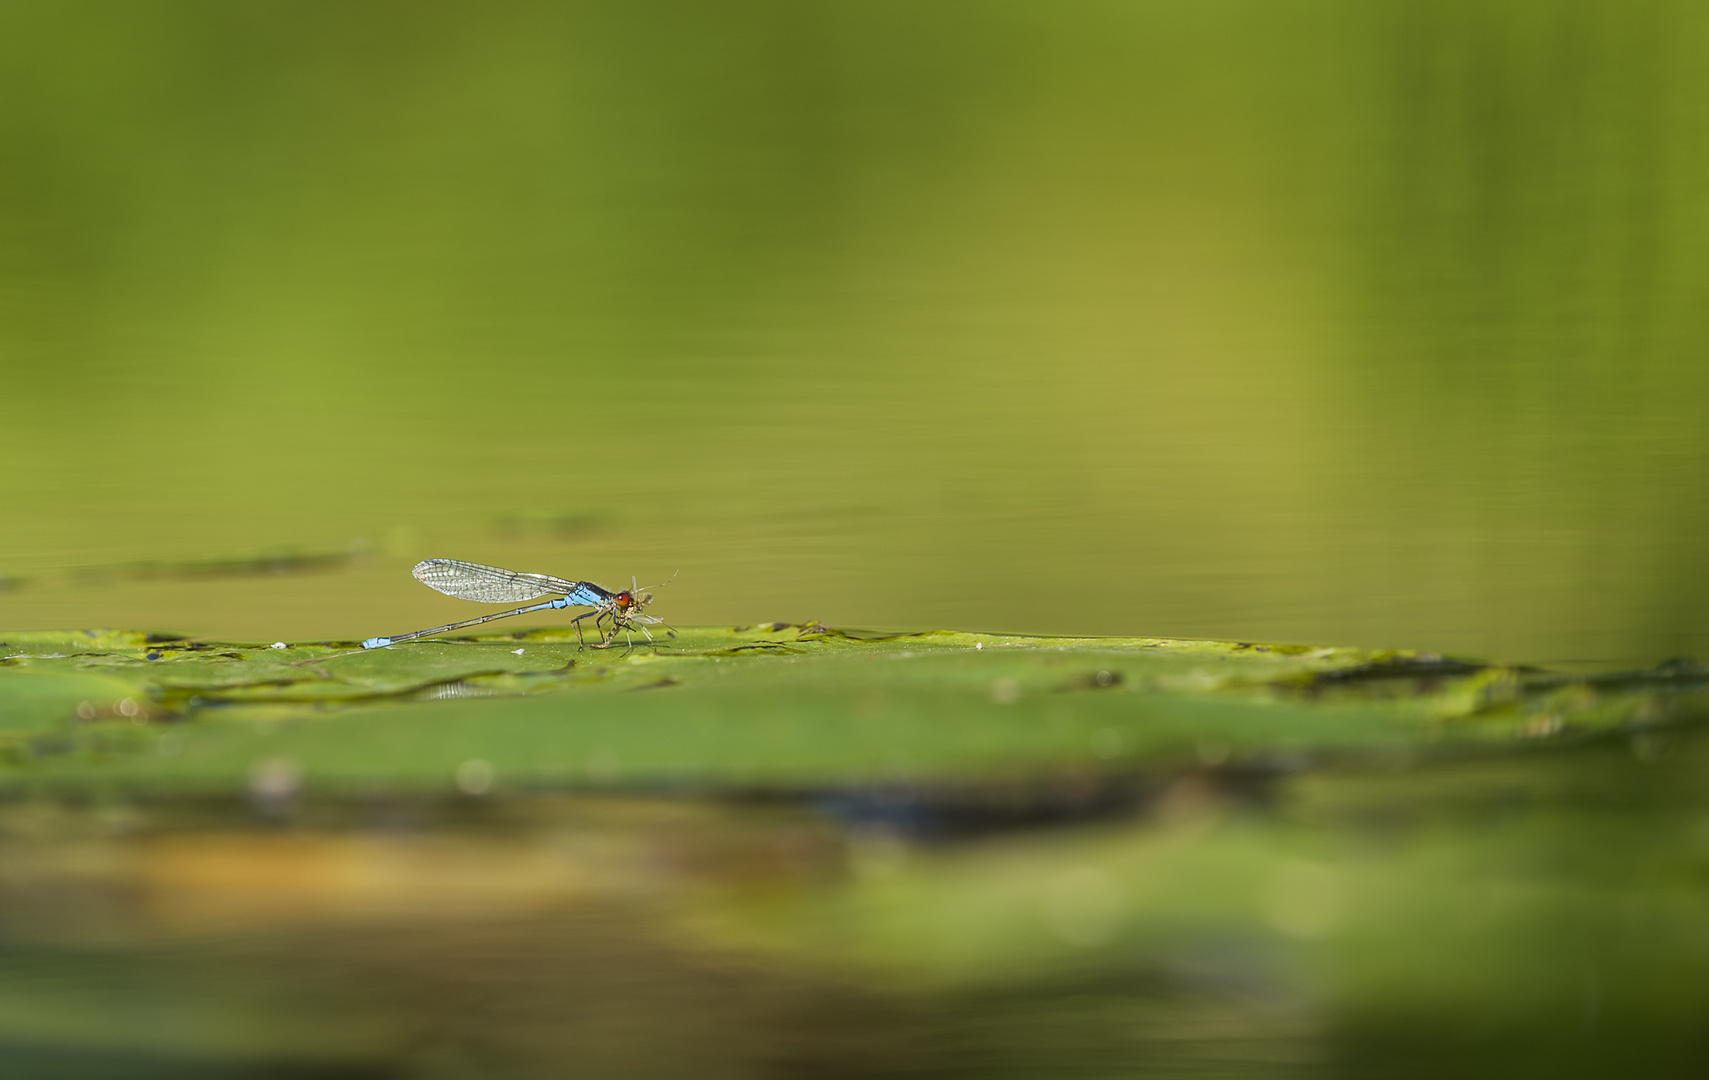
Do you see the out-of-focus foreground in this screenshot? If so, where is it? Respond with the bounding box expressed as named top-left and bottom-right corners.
top-left (1, 626), bottom-right (1707, 1077)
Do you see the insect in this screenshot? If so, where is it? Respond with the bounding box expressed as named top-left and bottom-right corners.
top-left (361, 559), bottom-right (671, 650)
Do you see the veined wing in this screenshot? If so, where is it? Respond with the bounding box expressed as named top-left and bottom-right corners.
top-left (412, 558), bottom-right (586, 603)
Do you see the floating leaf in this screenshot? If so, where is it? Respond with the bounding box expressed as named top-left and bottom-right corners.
top-left (0, 626), bottom-right (1702, 797)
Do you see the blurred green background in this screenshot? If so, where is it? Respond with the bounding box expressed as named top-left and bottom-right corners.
top-left (4, 0), bottom-right (1707, 661)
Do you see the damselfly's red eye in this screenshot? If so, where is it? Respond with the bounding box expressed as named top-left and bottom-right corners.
top-left (616, 591), bottom-right (633, 607)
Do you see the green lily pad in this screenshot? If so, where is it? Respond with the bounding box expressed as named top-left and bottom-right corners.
top-left (1, 626), bottom-right (1703, 797)
top-left (0, 670), bottom-right (151, 734)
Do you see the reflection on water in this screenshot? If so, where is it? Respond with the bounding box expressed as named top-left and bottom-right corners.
top-left (0, 0), bottom-right (1705, 662)
top-left (6, 724), bottom-right (1709, 1078)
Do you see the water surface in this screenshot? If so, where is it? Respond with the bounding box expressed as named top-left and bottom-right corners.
top-left (2, 2), bottom-right (1707, 655)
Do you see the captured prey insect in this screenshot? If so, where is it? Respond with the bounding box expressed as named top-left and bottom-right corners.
top-left (360, 559), bottom-right (672, 650)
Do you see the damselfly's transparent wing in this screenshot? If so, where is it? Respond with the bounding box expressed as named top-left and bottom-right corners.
top-left (412, 559), bottom-right (584, 603)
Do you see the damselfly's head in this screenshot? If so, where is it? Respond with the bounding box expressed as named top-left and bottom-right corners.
top-left (611, 576), bottom-right (654, 620)
top-left (589, 573), bottom-right (679, 649)
top-left (611, 573), bottom-right (676, 625)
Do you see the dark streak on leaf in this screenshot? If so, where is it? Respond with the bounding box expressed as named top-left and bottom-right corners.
top-left (1303, 655), bottom-right (1488, 684)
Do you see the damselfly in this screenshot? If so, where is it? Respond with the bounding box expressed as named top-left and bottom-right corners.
top-left (361, 559), bottom-right (670, 650)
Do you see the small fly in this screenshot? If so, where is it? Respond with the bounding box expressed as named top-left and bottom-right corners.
top-left (361, 559), bottom-right (672, 650)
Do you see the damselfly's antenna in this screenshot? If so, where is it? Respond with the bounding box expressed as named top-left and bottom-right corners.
top-left (639, 571), bottom-right (679, 640)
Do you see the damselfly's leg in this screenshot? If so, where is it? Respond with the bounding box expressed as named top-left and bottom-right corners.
top-left (621, 622), bottom-right (659, 654)
top-left (570, 608), bottom-right (603, 651)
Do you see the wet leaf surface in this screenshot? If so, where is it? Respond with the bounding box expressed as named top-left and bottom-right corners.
top-left (1, 625), bottom-right (1702, 795)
